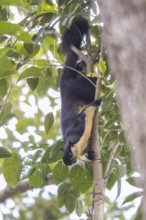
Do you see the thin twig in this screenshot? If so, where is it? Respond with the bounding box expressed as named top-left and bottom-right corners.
top-left (94, 42), bottom-right (104, 99)
top-left (65, 65), bottom-right (96, 87)
top-left (104, 142), bottom-right (119, 184)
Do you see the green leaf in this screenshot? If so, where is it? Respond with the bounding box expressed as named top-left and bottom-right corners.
top-left (106, 171), bottom-right (117, 190)
top-left (44, 112), bottom-right (54, 135)
top-left (0, 0), bottom-right (28, 6)
top-left (36, 77), bottom-right (50, 96)
top-left (75, 199), bottom-right (83, 217)
top-left (41, 148), bottom-right (51, 163)
top-left (0, 36), bottom-right (8, 43)
top-left (0, 79), bottom-right (7, 100)
top-left (29, 163), bottom-right (49, 188)
top-left (98, 59), bottom-right (106, 74)
top-left (84, 193), bottom-right (92, 207)
top-left (65, 189), bottom-right (76, 213)
top-left (0, 70), bottom-right (15, 80)
top-left (126, 176), bottom-right (141, 188)
top-left (57, 182), bottom-right (76, 213)
top-left (17, 67), bottom-right (42, 82)
top-left (49, 140), bottom-right (63, 159)
top-left (24, 43), bottom-right (33, 54)
top-left (0, 21), bottom-right (22, 35)
top-left (122, 191), bottom-right (143, 205)
top-left (41, 141), bottom-right (63, 164)
top-left (70, 165), bottom-right (84, 182)
top-left (0, 55), bottom-right (14, 75)
top-left (52, 161), bottom-right (69, 184)
top-left (70, 164), bottom-right (93, 194)
top-left (117, 164), bottom-right (126, 177)
top-left (0, 22), bottom-right (31, 42)
top-left (91, 25), bottom-right (101, 41)
top-left (57, 182), bottom-right (70, 208)
top-left (0, 147), bottom-right (11, 158)
top-left (17, 32), bottom-right (32, 43)
top-left (1, 102), bottom-right (12, 115)
top-left (57, 183), bottom-right (76, 213)
top-left (33, 149), bottom-right (43, 162)
top-left (27, 78), bottom-right (39, 91)
top-left (0, 102), bottom-right (15, 126)
top-left (0, 7), bottom-right (8, 21)
top-left (3, 153), bottom-right (22, 187)
top-left (29, 168), bottom-right (44, 188)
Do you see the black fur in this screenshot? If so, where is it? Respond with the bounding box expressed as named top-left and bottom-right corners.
top-left (60, 17), bottom-right (100, 165)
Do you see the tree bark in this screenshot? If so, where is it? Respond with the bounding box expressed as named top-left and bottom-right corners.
top-left (97, 0), bottom-right (146, 218)
top-left (0, 176), bottom-right (53, 203)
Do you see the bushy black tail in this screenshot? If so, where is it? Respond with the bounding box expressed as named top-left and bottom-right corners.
top-left (62, 17), bottom-right (89, 53)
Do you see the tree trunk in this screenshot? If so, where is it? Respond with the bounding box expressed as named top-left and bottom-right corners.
top-left (97, 0), bottom-right (146, 218)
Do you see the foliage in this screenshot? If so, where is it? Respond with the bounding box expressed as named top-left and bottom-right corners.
top-left (0, 0), bottom-right (142, 219)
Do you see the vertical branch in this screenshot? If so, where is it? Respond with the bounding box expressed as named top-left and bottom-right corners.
top-left (90, 43), bottom-right (104, 220)
top-left (86, 28), bottom-right (92, 56)
top-left (86, 29), bottom-right (95, 74)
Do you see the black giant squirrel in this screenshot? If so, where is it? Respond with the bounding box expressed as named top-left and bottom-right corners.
top-left (60, 17), bottom-right (101, 165)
